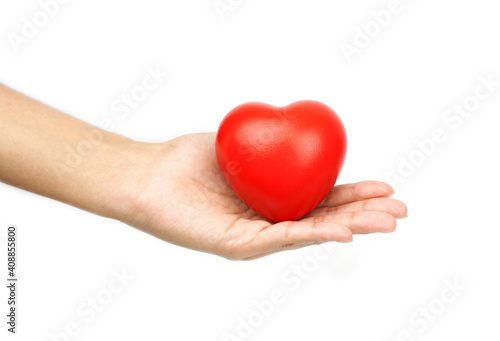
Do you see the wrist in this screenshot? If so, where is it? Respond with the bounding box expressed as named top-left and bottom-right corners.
top-left (92, 135), bottom-right (156, 222)
top-left (60, 128), bottom-right (155, 223)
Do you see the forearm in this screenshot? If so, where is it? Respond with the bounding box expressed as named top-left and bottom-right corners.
top-left (0, 83), bottom-right (145, 219)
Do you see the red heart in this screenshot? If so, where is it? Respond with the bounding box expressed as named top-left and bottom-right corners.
top-left (215, 100), bottom-right (347, 223)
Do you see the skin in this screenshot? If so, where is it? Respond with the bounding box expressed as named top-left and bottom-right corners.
top-left (0, 83), bottom-right (407, 260)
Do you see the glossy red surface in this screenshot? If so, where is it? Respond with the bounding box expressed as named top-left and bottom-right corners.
top-left (216, 100), bottom-right (347, 222)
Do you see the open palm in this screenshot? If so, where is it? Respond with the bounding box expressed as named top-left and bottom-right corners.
top-left (125, 133), bottom-right (407, 260)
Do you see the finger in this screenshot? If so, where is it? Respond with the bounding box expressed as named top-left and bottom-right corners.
top-left (309, 198), bottom-right (408, 218)
top-left (302, 211), bottom-right (397, 234)
top-left (250, 221), bottom-right (353, 255)
top-left (319, 181), bottom-right (395, 208)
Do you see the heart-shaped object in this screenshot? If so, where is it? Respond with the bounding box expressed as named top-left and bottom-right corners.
top-left (215, 100), bottom-right (347, 223)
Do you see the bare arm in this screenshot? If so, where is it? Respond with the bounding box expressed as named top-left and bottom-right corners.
top-left (0, 83), bottom-right (407, 260)
top-left (0, 83), bottom-right (144, 220)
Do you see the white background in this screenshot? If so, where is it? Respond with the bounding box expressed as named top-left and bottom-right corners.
top-left (1, 0), bottom-right (499, 340)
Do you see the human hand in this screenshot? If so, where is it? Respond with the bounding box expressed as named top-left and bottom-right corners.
top-left (0, 84), bottom-right (406, 261)
top-left (120, 133), bottom-right (408, 260)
